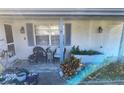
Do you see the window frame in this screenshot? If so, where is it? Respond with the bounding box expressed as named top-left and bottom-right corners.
top-left (34, 24), bottom-right (60, 46)
top-left (4, 24), bottom-right (16, 58)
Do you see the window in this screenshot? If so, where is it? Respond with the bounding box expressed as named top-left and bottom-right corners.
top-left (35, 24), bottom-right (59, 46)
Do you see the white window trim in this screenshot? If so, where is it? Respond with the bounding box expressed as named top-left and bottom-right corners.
top-left (34, 24), bottom-right (60, 47)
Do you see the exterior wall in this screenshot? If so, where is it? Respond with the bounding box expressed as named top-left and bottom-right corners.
top-left (12, 22), bottom-right (29, 59)
top-left (0, 18), bottom-right (123, 60)
top-left (12, 20), bottom-right (60, 59)
top-left (71, 20), bottom-right (123, 57)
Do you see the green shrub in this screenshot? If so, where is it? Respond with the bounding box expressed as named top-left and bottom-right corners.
top-left (70, 46), bottom-right (102, 55)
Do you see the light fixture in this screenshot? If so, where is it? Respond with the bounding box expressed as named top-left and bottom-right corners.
top-left (20, 26), bottom-right (25, 33)
top-left (98, 26), bottom-right (103, 33)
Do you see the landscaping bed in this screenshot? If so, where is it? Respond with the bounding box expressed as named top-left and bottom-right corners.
top-left (70, 46), bottom-right (104, 64)
top-left (84, 62), bottom-right (124, 81)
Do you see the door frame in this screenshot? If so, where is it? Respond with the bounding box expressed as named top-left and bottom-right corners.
top-left (4, 24), bottom-right (16, 61)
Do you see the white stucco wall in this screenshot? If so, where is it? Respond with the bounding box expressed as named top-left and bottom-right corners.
top-left (0, 18), bottom-right (123, 60)
top-left (71, 20), bottom-right (123, 57)
top-left (12, 22), bottom-right (30, 59)
top-left (12, 20), bottom-right (60, 59)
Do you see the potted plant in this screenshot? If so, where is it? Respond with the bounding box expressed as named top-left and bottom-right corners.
top-left (70, 46), bottom-right (105, 64)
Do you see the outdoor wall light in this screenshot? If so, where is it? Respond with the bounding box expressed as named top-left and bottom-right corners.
top-left (20, 26), bottom-right (25, 34)
top-left (98, 26), bottom-right (103, 33)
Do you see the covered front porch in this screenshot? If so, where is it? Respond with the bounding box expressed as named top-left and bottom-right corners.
top-left (1, 9), bottom-right (124, 84)
top-left (1, 16), bottom-right (124, 65)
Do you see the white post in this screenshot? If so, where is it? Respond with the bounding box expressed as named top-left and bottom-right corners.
top-left (118, 23), bottom-right (124, 62)
top-left (59, 18), bottom-right (64, 63)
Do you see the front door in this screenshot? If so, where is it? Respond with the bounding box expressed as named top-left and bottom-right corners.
top-left (4, 24), bottom-right (15, 58)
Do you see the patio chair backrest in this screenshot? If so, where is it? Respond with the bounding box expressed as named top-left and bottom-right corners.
top-left (56, 48), bottom-right (61, 55)
top-left (33, 47), bottom-right (45, 55)
top-left (46, 47), bottom-right (52, 53)
top-left (53, 47), bottom-right (66, 58)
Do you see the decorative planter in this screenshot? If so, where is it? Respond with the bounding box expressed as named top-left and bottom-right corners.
top-left (73, 54), bottom-right (105, 64)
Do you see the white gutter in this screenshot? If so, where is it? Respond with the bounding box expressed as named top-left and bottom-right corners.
top-left (0, 8), bottom-right (124, 16)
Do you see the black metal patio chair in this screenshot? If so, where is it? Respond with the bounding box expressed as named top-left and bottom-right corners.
top-left (28, 46), bottom-right (47, 64)
top-left (53, 48), bottom-right (66, 63)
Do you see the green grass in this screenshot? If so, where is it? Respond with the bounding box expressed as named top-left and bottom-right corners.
top-left (85, 62), bottom-right (124, 81)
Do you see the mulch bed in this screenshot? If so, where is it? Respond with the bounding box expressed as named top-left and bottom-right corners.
top-left (83, 62), bottom-right (124, 82)
top-left (79, 80), bottom-right (124, 85)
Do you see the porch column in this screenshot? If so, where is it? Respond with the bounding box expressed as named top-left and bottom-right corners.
top-left (118, 23), bottom-right (124, 62)
top-left (59, 18), bottom-right (64, 63)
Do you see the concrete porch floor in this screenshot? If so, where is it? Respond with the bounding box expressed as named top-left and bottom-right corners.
top-left (11, 60), bottom-right (66, 85)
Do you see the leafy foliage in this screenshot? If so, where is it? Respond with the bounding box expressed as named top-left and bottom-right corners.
top-left (60, 56), bottom-right (85, 77)
top-left (70, 46), bottom-right (102, 55)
